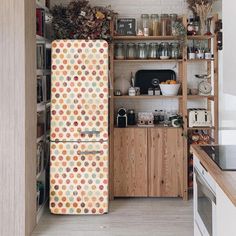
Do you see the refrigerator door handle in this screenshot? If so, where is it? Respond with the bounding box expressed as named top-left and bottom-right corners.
top-left (80, 130), bottom-right (101, 135)
top-left (79, 151), bottom-right (101, 155)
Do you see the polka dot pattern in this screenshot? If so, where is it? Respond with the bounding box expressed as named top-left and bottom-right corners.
top-left (50, 40), bottom-right (109, 215)
top-left (50, 142), bottom-right (109, 215)
top-left (51, 40), bottom-right (109, 142)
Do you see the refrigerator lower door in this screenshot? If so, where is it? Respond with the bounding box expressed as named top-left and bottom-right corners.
top-left (50, 142), bottom-right (109, 215)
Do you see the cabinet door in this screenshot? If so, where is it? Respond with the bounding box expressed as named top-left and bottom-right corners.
top-left (114, 128), bottom-right (148, 197)
top-left (148, 128), bottom-right (184, 197)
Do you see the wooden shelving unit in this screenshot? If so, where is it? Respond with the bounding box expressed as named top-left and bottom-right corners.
top-left (36, 1), bottom-right (51, 223)
top-left (109, 14), bottom-right (219, 201)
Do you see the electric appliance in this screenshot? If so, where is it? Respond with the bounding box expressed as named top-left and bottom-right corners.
top-left (117, 108), bottom-right (127, 128)
top-left (188, 109), bottom-right (212, 128)
top-left (194, 155), bottom-right (217, 236)
top-left (201, 145), bottom-right (236, 171)
top-left (50, 40), bottom-right (109, 215)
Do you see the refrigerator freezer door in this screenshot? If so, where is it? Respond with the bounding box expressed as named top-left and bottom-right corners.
top-left (51, 40), bottom-right (109, 142)
top-left (50, 142), bottom-right (109, 215)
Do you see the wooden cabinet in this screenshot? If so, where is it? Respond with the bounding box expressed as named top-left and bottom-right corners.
top-left (114, 128), bottom-right (148, 197)
top-left (148, 128), bottom-right (184, 197)
top-left (113, 127), bottom-right (184, 198)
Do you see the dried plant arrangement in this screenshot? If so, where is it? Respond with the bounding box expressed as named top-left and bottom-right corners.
top-left (51, 0), bottom-right (116, 41)
top-left (187, 0), bottom-right (216, 34)
top-left (187, 0), bottom-right (216, 15)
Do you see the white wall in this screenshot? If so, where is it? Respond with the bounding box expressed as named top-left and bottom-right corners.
top-left (218, 0), bottom-right (236, 144)
top-left (51, 0), bottom-right (189, 16)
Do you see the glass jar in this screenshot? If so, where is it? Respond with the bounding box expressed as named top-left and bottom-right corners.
top-left (150, 14), bottom-right (160, 36)
top-left (160, 14), bottom-right (169, 36)
top-left (137, 43), bottom-right (148, 59)
top-left (159, 42), bottom-right (170, 59)
top-left (114, 43), bottom-right (125, 59)
top-left (170, 42), bottom-right (180, 59)
top-left (141, 14), bottom-right (150, 36)
top-left (148, 43), bottom-right (158, 59)
top-left (170, 14), bottom-right (178, 36)
top-left (126, 43), bottom-right (136, 59)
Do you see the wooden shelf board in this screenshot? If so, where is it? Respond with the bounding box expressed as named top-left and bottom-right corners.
top-left (187, 35), bottom-right (215, 40)
top-left (187, 95), bottom-right (214, 100)
top-left (114, 59), bottom-right (183, 63)
top-left (187, 59), bottom-right (214, 62)
top-left (113, 35), bottom-right (179, 41)
top-left (114, 95), bottom-right (182, 99)
top-left (36, 35), bottom-right (51, 44)
top-left (36, 199), bottom-right (48, 224)
top-left (187, 127), bottom-right (215, 130)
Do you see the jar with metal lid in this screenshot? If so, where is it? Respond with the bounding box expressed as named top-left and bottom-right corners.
top-left (141, 14), bottom-right (150, 36)
top-left (160, 14), bottom-right (170, 36)
top-left (148, 43), bottom-right (158, 59)
top-left (114, 43), bottom-right (125, 60)
top-left (170, 14), bottom-right (178, 36)
top-left (159, 42), bottom-right (170, 59)
top-left (170, 42), bottom-right (180, 59)
top-left (150, 14), bottom-right (160, 36)
top-left (137, 43), bottom-right (148, 59)
top-left (126, 43), bottom-right (136, 59)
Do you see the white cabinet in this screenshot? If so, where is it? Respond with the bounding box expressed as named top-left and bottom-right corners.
top-left (216, 185), bottom-right (236, 236)
top-left (193, 154), bottom-right (236, 236)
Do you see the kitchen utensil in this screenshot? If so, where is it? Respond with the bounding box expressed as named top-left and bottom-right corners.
top-left (159, 84), bottom-right (180, 96)
top-left (117, 108), bottom-right (127, 128)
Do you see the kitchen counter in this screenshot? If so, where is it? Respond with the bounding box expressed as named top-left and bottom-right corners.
top-left (191, 145), bottom-right (236, 206)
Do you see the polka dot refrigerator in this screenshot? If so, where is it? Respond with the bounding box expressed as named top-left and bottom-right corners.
top-left (50, 40), bottom-right (109, 215)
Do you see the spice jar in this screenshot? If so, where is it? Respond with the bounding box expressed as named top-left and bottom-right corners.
top-left (148, 43), bottom-right (158, 59)
top-left (159, 42), bottom-right (170, 59)
top-left (126, 43), bottom-right (136, 59)
top-left (137, 43), bottom-right (148, 59)
top-left (141, 14), bottom-right (150, 36)
top-left (170, 14), bottom-right (178, 36)
top-left (170, 42), bottom-right (180, 59)
top-left (160, 14), bottom-right (169, 36)
top-left (150, 14), bottom-right (160, 36)
top-left (114, 43), bottom-right (125, 59)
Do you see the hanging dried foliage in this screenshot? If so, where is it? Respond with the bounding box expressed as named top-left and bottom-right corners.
top-left (51, 0), bottom-right (117, 41)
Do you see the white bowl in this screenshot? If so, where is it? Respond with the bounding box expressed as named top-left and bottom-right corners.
top-left (160, 84), bottom-right (180, 96)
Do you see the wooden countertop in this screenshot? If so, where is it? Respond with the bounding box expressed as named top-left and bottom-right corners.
top-left (191, 145), bottom-right (236, 206)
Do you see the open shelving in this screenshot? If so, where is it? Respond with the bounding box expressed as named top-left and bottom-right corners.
top-left (109, 14), bottom-right (219, 201)
top-left (35, 0), bottom-right (52, 223)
